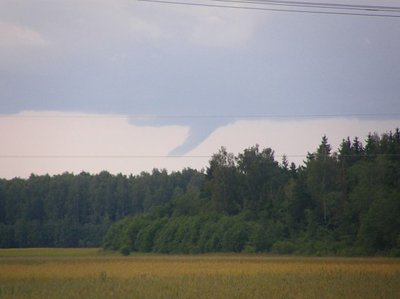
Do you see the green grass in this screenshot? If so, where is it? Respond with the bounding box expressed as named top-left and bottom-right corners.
top-left (0, 249), bottom-right (399, 299)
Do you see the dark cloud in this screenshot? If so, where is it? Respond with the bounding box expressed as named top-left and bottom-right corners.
top-left (1, 1), bottom-right (400, 154)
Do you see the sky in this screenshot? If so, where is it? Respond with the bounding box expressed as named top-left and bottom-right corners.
top-left (0, 0), bottom-right (399, 178)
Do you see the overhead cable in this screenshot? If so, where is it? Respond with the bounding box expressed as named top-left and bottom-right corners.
top-left (1, 113), bottom-right (400, 119)
top-left (0, 154), bottom-right (399, 159)
top-left (213, 0), bottom-right (400, 13)
top-left (138, 0), bottom-right (400, 18)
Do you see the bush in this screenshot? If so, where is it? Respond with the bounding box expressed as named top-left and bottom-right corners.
top-left (271, 240), bottom-right (295, 254)
top-left (120, 245), bottom-right (131, 256)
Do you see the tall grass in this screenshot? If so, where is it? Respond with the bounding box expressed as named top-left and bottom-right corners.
top-left (0, 248), bottom-right (104, 257)
top-left (0, 249), bottom-right (399, 299)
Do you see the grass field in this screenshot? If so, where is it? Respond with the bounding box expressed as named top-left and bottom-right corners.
top-left (0, 249), bottom-right (399, 299)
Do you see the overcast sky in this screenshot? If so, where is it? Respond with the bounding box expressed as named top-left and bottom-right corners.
top-left (1, 0), bottom-right (399, 178)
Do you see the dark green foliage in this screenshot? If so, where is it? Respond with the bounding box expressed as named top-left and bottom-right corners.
top-left (120, 245), bottom-right (131, 256)
top-left (0, 169), bottom-right (203, 248)
top-left (1, 129), bottom-right (399, 256)
top-left (103, 129), bottom-right (400, 256)
top-left (104, 213), bottom-right (258, 254)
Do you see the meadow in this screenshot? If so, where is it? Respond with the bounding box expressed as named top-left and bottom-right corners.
top-left (0, 249), bottom-right (399, 299)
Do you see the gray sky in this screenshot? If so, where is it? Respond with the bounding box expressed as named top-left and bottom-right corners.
top-left (1, 0), bottom-right (399, 178)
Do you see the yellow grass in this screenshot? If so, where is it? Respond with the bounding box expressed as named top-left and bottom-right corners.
top-left (0, 249), bottom-right (399, 299)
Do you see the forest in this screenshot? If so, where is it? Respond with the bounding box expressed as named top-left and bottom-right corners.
top-left (0, 129), bottom-right (399, 256)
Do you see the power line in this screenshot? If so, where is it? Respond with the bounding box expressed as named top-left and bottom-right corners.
top-left (137, 0), bottom-right (400, 18)
top-left (213, 0), bottom-right (400, 13)
top-left (0, 155), bottom-right (211, 159)
top-left (1, 113), bottom-right (399, 119)
top-left (0, 154), bottom-right (399, 159)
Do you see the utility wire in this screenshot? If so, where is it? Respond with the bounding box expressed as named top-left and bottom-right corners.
top-left (213, 0), bottom-right (400, 13)
top-left (1, 113), bottom-right (400, 119)
top-left (0, 155), bottom-right (212, 159)
top-left (1, 154), bottom-right (399, 159)
top-left (138, 0), bottom-right (400, 17)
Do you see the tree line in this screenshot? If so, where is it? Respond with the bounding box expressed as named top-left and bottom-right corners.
top-left (0, 168), bottom-right (203, 247)
top-left (1, 129), bottom-right (399, 256)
